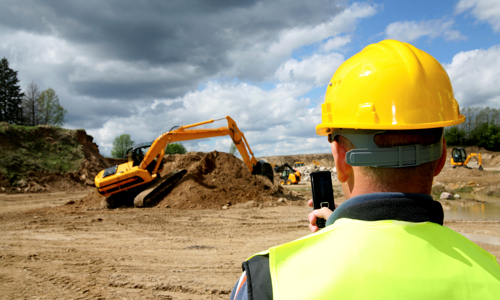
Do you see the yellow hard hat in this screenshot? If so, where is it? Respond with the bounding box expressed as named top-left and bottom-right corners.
top-left (316, 39), bottom-right (465, 136)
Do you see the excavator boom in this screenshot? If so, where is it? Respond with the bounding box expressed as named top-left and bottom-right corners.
top-left (140, 117), bottom-right (257, 172)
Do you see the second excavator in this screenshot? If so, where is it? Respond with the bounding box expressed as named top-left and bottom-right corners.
top-left (95, 116), bottom-right (274, 208)
top-left (275, 163), bottom-right (301, 185)
top-left (450, 147), bottom-right (483, 171)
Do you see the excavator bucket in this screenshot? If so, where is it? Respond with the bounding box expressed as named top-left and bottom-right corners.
top-left (252, 159), bottom-right (274, 184)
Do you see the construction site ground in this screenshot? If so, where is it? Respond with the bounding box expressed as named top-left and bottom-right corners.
top-left (1, 149), bottom-right (500, 299)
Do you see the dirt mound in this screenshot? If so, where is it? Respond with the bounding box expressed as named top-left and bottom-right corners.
top-left (0, 123), bottom-right (114, 193)
top-left (160, 151), bottom-right (288, 209)
top-left (259, 153), bottom-right (334, 167)
top-left (80, 151), bottom-right (305, 210)
top-left (436, 165), bottom-right (496, 180)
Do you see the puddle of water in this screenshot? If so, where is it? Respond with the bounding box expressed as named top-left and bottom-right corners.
top-left (443, 193), bottom-right (500, 220)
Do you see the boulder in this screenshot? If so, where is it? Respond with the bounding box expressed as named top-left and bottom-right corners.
top-left (440, 192), bottom-right (452, 200)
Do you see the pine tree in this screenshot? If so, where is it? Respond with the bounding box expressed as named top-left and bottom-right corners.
top-left (0, 58), bottom-right (24, 124)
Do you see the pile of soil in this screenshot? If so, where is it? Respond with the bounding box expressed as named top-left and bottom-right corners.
top-left (0, 123), bottom-right (114, 193)
top-left (259, 153), bottom-right (334, 167)
top-left (21, 159), bottom-right (103, 193)
top-left (79, 151), bottom-right (306, 210)
top-left (436, 165), bottom-right (497, 179)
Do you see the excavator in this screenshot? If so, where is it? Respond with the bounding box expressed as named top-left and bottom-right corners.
top-left (275, 163), bottom-right (301, 185)
top-left (450, 147), bottom-right (483, 171)
top-left (95, 116), bottom-right (274, 208)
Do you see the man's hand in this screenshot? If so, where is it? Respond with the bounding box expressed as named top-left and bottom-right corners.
top-left (307, 199), bottom-right (335, 233)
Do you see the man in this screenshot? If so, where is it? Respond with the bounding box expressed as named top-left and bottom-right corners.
top-left (230, 40), bottom-right (500, 300)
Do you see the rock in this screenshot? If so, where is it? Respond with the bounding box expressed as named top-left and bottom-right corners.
top-left (18, 179), bottom-right (28, 187)
top-left (30, 183), bottom-right (44, 192)
top-left (467, 181), bottom-right (477, 187)
top-left (277, 198), bottom-right (286, 203)
top-left (440, 192), bottom-right (452, 200)
top-left (319, 167), bottom-right (326, 171)
top-left (454, 194), bottom-right (460, 199)
top-left (222, 205), bottom-right (228, 210)
top-left (80, 174), bottom-right (86, 181)
top-left (0, 187), bottom-right (5, 192)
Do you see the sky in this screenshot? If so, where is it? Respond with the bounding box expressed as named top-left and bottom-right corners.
top-left (1, 0), bottom-right (499, 157)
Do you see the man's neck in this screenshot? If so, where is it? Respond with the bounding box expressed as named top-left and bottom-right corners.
top-left (343, 169), bottom-right (432, 200)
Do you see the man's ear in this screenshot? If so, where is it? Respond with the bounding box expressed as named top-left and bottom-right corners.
top-left (332, 141), bottom-right (352, 183)
top-left (434, 138), bottom-right (447, 177)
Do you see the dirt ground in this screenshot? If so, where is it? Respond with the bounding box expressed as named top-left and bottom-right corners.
top-left (1, 146), bottom-right (500, 299)
top-left (0, 189), bottom-right (499, 299)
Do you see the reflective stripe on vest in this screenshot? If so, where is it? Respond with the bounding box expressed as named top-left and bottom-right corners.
top-left (265, 219), bottom-right (500, 300)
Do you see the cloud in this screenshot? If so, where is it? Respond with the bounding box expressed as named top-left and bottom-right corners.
top-left (226, 2), bottom-right (377, 80)
top-left (456, 0), bottom-right (500, 32)
top-left (444, 45), bottom-right (500, 108)
top-left (274, 52), bottom-right (345, 86)
top-left (321, 35), bottom-right (351, 53)
top-left (0, 0), bottom-right (379, 157)
top-left (89, 81), bottom-right (330, 157)
top-left (384, 19), bottom-right (465, 43)
top-left (1, 0), bottom-right (373, 88)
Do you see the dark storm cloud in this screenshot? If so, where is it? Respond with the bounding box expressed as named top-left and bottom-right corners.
top-left (65, 99), bottom-right (138, 129)
top-left (1, 0), bottom-right (346, 99)
top-left (71, 79), bottom-right (195, 100)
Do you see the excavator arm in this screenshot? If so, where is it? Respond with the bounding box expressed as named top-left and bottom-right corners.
top-left (140, 116), bottom-right (259, 173)
top-left (464, 153), bottom-right (483, 170)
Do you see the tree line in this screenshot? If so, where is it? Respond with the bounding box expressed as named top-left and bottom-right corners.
top-left (0, 57), bottom-right (67, 126)
top-left (444, 107), bottom-right (500, 151)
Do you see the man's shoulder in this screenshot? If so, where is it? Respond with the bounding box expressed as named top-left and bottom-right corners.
top-left (231, 254), bottom-right (272, 300)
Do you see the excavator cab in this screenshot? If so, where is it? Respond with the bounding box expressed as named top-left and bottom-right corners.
top-left (127, 142), bottom-right (152, 167)
top-left (451, 148), bottom-right (467, 164)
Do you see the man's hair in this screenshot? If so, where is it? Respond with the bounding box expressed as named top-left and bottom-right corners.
top-left (336, 128), bottom-right (443, 193)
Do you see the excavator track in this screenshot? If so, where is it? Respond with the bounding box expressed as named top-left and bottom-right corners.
top-left (133, 169), bottom-right (187, 208)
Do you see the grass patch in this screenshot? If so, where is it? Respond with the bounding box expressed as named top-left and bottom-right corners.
top-left (0, 123), bottom-right (84, 186)
top-left (456, 186), bottom-right (474, 193)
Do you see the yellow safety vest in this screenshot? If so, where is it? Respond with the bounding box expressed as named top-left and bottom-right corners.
top-left (254, 218), bottom-right (500, 300)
